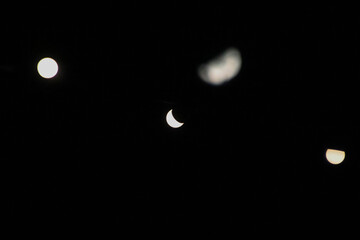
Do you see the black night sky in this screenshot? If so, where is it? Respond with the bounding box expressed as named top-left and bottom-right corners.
top-left (2, 2), bottom-right (360, 235)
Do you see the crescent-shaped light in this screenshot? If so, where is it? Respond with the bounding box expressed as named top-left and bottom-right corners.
top-left (166, 109), bottom-right (184, 128)
top-left (326, 149), bottom-right (345, 165)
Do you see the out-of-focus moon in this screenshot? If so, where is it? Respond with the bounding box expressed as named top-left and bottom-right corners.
top-left (37, 57), bottom-right (58, 79)
top-left (326, 149), bottom-right (345, 165)
top-left (166, 109), bottom-right (184, 128)
top-left (198, 47), bottom-right (242, 86)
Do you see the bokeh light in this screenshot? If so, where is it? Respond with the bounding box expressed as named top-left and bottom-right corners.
top-left (198, 47), bottom-right (242, 86)
top-left (326, 149), bottom-right (345, 165)
top-left (37, 57), bottom-right (58, 79)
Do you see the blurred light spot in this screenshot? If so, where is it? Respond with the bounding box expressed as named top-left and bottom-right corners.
top-left (166, 109), bottom-right (184, 128)
top-left (37, 57), bottom-right (58, 79)
top-left (198, 47), bottom-right (242, 86)
top-left (326, 149), bottom-right (345, 165)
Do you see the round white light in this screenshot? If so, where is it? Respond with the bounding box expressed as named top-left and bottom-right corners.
top-left (326, 149), bottom-right (345, 165)
top-left (37, 57), bottom-right (58, 79)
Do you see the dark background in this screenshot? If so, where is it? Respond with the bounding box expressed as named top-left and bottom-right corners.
top-left (2, 2), bottom-right (360, 235)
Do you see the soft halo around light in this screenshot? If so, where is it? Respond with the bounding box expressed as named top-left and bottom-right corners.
top-left (166, 109), bottom-right (184, 128)
top-left (37, 57), bottom-right (58, 79)
top-left (326, 149), bottom-right (345, 165)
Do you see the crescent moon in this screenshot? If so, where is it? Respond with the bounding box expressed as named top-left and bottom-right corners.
top-left (166, 109), bottom-right (184, 128)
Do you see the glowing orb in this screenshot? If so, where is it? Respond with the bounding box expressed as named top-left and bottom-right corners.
top-left (326, 149), bottom-right (345, 165)
top-left (198, 47), bottom-right (242, 85)
top-left (37, 57), bottom-right (58, 79)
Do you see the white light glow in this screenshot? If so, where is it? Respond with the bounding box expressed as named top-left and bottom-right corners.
top-left (326, 149), bottom-right (345, 165)
top-left (37, 57), bottom-right (58, 79)
top-left (166, 109), bottom-right (184, 128)
top-left (198, 47), bottom-right (242, 86)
